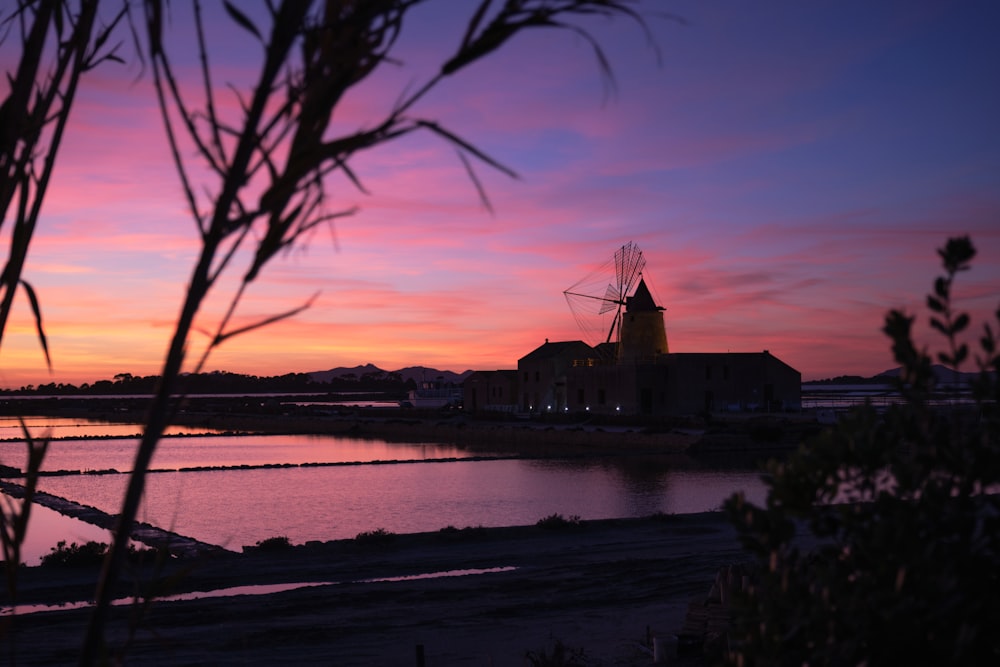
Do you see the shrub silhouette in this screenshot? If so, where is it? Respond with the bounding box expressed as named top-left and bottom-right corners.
top-left (725, 236), bottom-right (1000, 666)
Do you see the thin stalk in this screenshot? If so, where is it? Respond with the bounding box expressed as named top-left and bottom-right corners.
top-left (80, 4), bottom-right (309, 662)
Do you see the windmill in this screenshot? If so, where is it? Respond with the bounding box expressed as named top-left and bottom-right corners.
top-left (563, 241), bottom-right (647, 354)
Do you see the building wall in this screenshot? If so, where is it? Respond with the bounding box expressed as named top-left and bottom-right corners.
top-left (661, 351), bottom-right (801, 414)
top-left (469, 340), bottom-right (802, 418)
top-left (518, 357), bottom-right (563, 412)
top-left (463, 370), bottom-right (519, 414)
top-left (517, 341), bottom-right (595, 413)
top-left (561, 351), bottom-right (801, 417)
top-left (619, 311), bottom-right (669, 364)
top-left (565, 364), bottom-right (638, 415)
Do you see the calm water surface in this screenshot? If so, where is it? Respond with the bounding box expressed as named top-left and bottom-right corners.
top-left (0, 416), bottom-right (223, 441)
top-left (2, 497), bottom-right (112, 565)
top-left (1, 419), bottom-right (768, 564)
top-left (0, 432), bottom-right (476, 473)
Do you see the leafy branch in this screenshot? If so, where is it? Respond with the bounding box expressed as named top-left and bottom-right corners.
top-left (81, 1), bottom-right (655, 662)
top-left (0, 0), bottom-right (127, 366)
top-left (0, 1), bottom-right (126, 648)
top-left (724, 237), bottom-right (1000, 666)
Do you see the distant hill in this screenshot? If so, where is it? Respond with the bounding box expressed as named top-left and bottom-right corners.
top-left (307, 363), bottom-right (393, 384)
top-left (2, 364), bottom-right (474, 396)
top-left (875, 364), bottom-right (982, 385)
top-left (807, 364), bottom-right (988, 385)
top-left (308, 364), bottom-right (473, 386)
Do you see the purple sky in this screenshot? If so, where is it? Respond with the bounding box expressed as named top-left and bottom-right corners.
top-left (1, 0), bottom-right (998, 388)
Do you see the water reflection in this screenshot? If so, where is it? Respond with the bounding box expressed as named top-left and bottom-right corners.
top-left (0, 416), bottom-right (222, 441)
top-left (2, 566), bottom-right (519, 617)
top-left (1, 498), bottom-right (111, 565)
top-left (33, 458), bottom-right (767, 554)
top-left (0, 432), bottom-right (479, 474)
top-left (3, 417), bottom-right (768, 566)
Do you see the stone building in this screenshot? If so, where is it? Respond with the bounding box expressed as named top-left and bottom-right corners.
top-left (564, 350), bottom-right (800, 416)
top-left (462, 370), bottom-right (519, 413)
top-left (516, 340), bottom-right (596, 413)
top-left (463, 251), bottom-right (800, 417)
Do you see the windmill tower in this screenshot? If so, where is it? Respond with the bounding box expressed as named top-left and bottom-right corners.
top-left (564, 242), bottom-right (668, 363)
top-left (620, 276), bottom-right (668, 363)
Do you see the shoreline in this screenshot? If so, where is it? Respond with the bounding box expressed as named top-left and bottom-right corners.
top-left (6, 513), bottom-right (742, 665)
top-left (0, 404), bottom-right (802, 664)
top-left (1, 393), bottom-right (816, 459)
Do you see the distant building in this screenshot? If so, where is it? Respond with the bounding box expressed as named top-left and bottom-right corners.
top-left (463, 370), bottom-right (519, 413)
top-left (463, 245), bottom-right (801, 417)
top-left (517, 339), bottom-right (596, 412)
top-left (565, 351), bottom-right (800, 416)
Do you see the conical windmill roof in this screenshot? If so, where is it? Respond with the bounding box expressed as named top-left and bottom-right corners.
top-left (626, 278), bottom-right (662, 312)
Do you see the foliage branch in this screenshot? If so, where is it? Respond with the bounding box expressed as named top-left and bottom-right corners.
top-left (0, 1), bottom-right (125, 636)
top-left (80, 1), bottom-right (654, 663)
top-left (0, 0), bottom-right (126, 365)
top-left (724, 236), bottom-right (1000, 666)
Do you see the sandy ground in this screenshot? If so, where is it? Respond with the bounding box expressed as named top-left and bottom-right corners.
top-left (3, 513), bottom-right (747, 666)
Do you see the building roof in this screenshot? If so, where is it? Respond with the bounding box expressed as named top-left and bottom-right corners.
top-left (518, 339), bottom-right (594, 363)
top-left (626, 278), bottom-right (663, 312)
top-left (668, 351), bottom-right (801, 376)
top-left (465, 369), bottom-right (518, 382)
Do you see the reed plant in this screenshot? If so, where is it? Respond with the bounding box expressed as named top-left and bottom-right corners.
top-left (0, 2), bottom-right (659, 664)
top-left (85, 2), bottom-right (656, 662)
top-left (0, 2), bottom-right (126, 648)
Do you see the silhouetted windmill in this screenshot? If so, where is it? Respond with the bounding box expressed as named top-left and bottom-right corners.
top-left (564, 241), bottom-right (647, 353)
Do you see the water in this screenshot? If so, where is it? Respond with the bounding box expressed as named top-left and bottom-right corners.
top-left (0, 416), bottom-right (224, 441)
top-left (4, 567), bottom-right (521, 616)
top-left (1, 497), bottom-right (112, 565)
top-left (1, 419), bottom-right (768, 564)
top-left (0, 433), bottom-right (476, 473)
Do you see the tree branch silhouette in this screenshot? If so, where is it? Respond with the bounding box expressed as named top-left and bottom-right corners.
top-left (81, 1), bottom-right (655, 662)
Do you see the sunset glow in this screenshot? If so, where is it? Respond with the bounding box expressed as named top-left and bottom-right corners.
top-left (1, 1), bottom-right (998, 389)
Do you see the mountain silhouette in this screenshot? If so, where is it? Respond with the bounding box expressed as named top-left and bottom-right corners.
top-left (875, 364), bottom-right (982, 385)
top-left (308, 364), bottom-right (473, 386)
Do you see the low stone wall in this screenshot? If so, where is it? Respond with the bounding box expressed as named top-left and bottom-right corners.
top-left (0, 480), bottom-right (224, 558)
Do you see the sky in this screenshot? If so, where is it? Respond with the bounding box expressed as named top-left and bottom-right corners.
top-left (0, 0), bottom-right (998, 389)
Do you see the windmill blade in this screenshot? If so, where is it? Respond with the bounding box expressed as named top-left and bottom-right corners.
top-left (565, 291), bottom-right (609, 345)
top-left (564, 241), bottom-right (647, 348)
top-left (615, 241), bottom-right (646, 298)
top-left (599, 284), bottom-right (620, 314)
top-left (564, 287), bottom-right (619, 314)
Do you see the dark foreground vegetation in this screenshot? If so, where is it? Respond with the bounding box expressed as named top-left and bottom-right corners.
top-left (722, 237), bottom-right (1000, 666)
